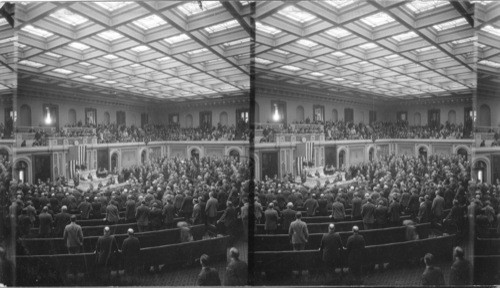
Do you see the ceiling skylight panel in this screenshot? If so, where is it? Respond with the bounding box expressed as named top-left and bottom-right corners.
top-left (103, 54), bottom-right (119, 60)
top-left (187, 48), bottom-right (208, 55)
top-left (307, 59), bottom-right (319, 63)
top-left (482, 25), bottom-right (500, 37)
top-left (296, 39), bottom-right (318, 48)
top-left (479, 60), bottom-right (500, 68)
top-left (310, 72), bottom-right (325, 76)
top-left (274, 49), bottom-right (290, 55)
top-left (157, 56), bottom-right (171, 62)
top-left (415, 46), bottom-right (437, 52)
top-left (53, 68), bottom-right (73, 74)
top-left (94, 2), bottom-right (132, 11)
top-left (130, 45), bottom-right (151, 53)
top-left (97, 30), bottom-right (124, 41)
top-left (331, 51), bottom-right (346, 57)
top-left (359, 43), bottom-right (378, 49)
top-left (50, 9), bottom-right (88, 26)
top-left (178, 1), bottom-right (222, 16)
top-left (277, 6), bottom-right (315, 23)
top-left (104, 80), bottom-right (117, 84)
top-left (256, 22), bottom-right (282, 35)
top-left (164, 33), bottom-right (190, 44)
top-left (324, 0), bottom-right (355, 9)
top-left (204, 20), bottom-right (239, 33)
top-left (392, 31), bottom-right (418, 41)
top-left (19, 60), bottom-right (45, 68)
top-left (255, 57), bottom-right (273, 65)
top-left (451, 37), bottom-right (476, 45)
top-left (281, 65), bottom-right (301, 71)
top-left (433, 18), bottom-right (468, 31)
top-left (325, 27), bottom-right (350, 38)
top-left (133, 15), bottom-right (167, 30)
top-left (406, 0), bottom-right (447, 13)
top-left (79, 62), bottom-right (91, 66)
top-left (130, 63), bottom-right (141, 67)
top-left (82, 75), bottom-right (97, 79)
top-left (68, 42), bottom-right (90, 51)
top-left (21, 25), bottom-right (54, 38)
top-left (223, 38), bottom-right (251, 47)
top-left (333, 77), bottom-right (345, 81)
top-left (360, 12), bottom-right (395, 27)
top-left (45, 52), bottom-right (62, 58)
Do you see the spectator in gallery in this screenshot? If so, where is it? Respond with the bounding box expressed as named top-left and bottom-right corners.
top-left (288, 212), bottom-right (309, 251)
top-left (346, 226), bottom-right (365, 282)
top-left (196, 254), bottom-right (221, 286)
top-left (320, 223), bottom-right (345, 282)
top-left (421, 253), bottom-right (445, 286)
top-left (63, 215), bottom-right (83, 254)
top-left (121, 228), bottom-right (141, 276)
top-left (449, 246), bottom-right (471, 285)
top-left (264, 202), bottom-right (279, 234)
top-left (224, 247), bottom-right (248, 286)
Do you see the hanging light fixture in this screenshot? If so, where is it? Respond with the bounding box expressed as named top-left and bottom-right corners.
top-left (45, 107), bottom-right (52, 125)
top-left (272, 104), bottom-right (280, 121)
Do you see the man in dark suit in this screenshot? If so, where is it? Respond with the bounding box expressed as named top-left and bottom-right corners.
top-left (124, 195), bottom-right (136, 223)
top-left (388, 197), bottom-right (402, 227)
top-left (38, 206), bottom-right (53, 237)
top-left (78, 197), bottom-right (92, 220)
top-left (205, 192), bottom-right (219, 226)
top-left (431, 190), bottom-right (445, 223)
top-left (317, 194), bottom-right (328, 216)
top-left (53, 205), bottom-right (71, 237)
top-left (95, 226), bottom-right (119, 281)
top-left (63, 215), bottom-right (83, 253)
top-left (264, 203), bottom-right (279, 234)
top-left (304, 194), bottom-right (319, 217)
top-left (346, 226), bottom-right (365, 281)
top-left (374, 200), bottom-right (388, 229)
top-left (281, 202), bottom-right (296, 233)
top-left (421, 253), bottom-right (445, 285)
top-left (224, 247), bottom-right (247, 286)
top-left (320, 223), bottom-right (344, 282)
top-left (331, 197), bottom-right (346, 221)
top-left (135, 201), bottom-right (150, 232)
top-left (361, 198), bottom-right (376, 230)
top-left (105, 201), bottom-right (120, 225)
top-left (180, 192), bottom-right (194, 221)
top-left (449, 246), bottom-right (471, 285)
top-left (351, 193), bottom-right (362, 220)
top-left (122, 228), bottom-right (141, 276)
top-left (196, 254), bottom-right (221, 286)
top-left (162, 199), bottom-right (176, 229)
top-left (217, 201), bottom-right (237, 241)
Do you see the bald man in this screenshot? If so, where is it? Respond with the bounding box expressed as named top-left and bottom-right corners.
top-left (346, 226), bottom-right (365, 280)
top-left (320, 223), bottom-right (344, 280)
top-left (122, 228), bottom-right (141, 276)
top-left (95, 227), bottom-right (119, 280)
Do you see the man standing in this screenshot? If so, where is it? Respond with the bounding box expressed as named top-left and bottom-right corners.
top-left (135, 201), bottom-right (150, 232)
top-left (162, 199), bottom-right (176, 229)
top-left (196, 254), bottom-right (221, 286)
top-left (346, 226), bottom-right (365, 282)
top-left (122, 228), bottom-right (141, 276)
top-left (331, 197), bottom-right (346, 221)
top-left (304, 194), bottom-right (319, 217)
top-left (264, 203), bottom-right (279, 234)
top-left (421, 253), bottom-right (445, 285)
top-left (54, 205), bottom-right (71, 237)
top-left (63, 215), bottom-right (83, 253)
top-left (361, 198), bottom-right (376, 230)
top-left (38, 206), bottom-right (53, 237)
top-left (125, 195), bottom-right (136, 223)
top-left (205, 192), bottom-right (219, 226)
top-left (320, 223), bottom-right (344, 282)
top-left (449, 246), bottom-right (471, 285)
top-left (289, 212), bottom-right (309, 251)
top-left (224, 247), bottom-right (248, 286)
top-left (78, 197), bottom-right (93, 220)
top-left (351, 193), bottom-right (362, 220)
top-left (388, 197), bottom-right (402, 227)
top-left (95, 226), bottom-right (119, 281)
top-left (105, 200), bottom-right (120, 225)
top-left (281, 202), bottom-right (296, 233)
top-left (431, 190), bottom-right (445, 224)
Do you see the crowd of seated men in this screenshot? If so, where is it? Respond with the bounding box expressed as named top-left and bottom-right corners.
top-left (255, 153), bottom-right (473, 284)
top-left (470, 180), bottom-right (500, 237)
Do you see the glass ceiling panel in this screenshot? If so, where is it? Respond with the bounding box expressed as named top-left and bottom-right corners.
top-left (21, 25), bottom-right (53, 38)
top-left (277, 6), bottom-right (315, 23)
top-left (255, 57), bottom-right (273, 64)
top-left (333, 77), bottom-right (345, 81)
top-left (68, 42), bottom-right (90, 51)
top-left (310, 72), bottom-right (325, 76)
top-left (482, 25), bottom-right (500, 37)
top-left (19, 60), bottom-right (45, 68)
top-left (133, 15), bottom-right (167, 30)
top-left (479, 60), bottom-right (500, 68)
top-left (331, 51), bottom-right (346, 57)
top-left (360, 12), bottom-right (395, 27)
top-left (97, 30), bottom-right (124, 41)
top-left (204, 20), bottom-right (239, 33)
top-left (451, 37), bottom-right (475, 45)
top-left (415, 46), bottom-right (437, 52)
top-left (406, 0), bottom-right (448, 13)
top-left (256, 22), bottom-right (282, 35)
top-left (82, 75), bottom-right (97, 79)
top-left (79, 62), bottom-right (91, 66)
top-left (50, 9), bottom-right (89, 26)
top-left (324, 0), bottom-right (355, 9)
top-left (157, 56), bottom-right (171, 62)
top-left (177, 1), bottom-right (222, 16)
top-left (359, 42), bottom-right (378, 49)
top-left (296, 39), bottom-right (318, 48)
top-left (103, 54), bottom-right (119, 60)
top-left (433, 18), bottom-right (468, 31)
top-left (325, 27), bottom-right (350, 38)
top-left (94, 2), bottom-right (132, 11)
top-left (130, 45), bottom-right (151, 53)
top-left (45, 52), bottom-right (62, 58)
top-left (274, 49), bottom-right (290, 55)
top-left (307, 59), bottom-right (319, 63)
top-left (53, 68), bottom-right (74, 74)
top-left (392, 31), bottom-right (418, 41)
top-left (281, 65), bottom-right (301, 71)
top-left (187, 48), bottom-right (208, 55)
top-left (164, 33), bottom-right (190, 44)
top-left (222, 38), bottom-right (250, 47)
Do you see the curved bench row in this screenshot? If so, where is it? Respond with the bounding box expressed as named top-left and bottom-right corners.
top-left (252, 235), bottom-right (456, 274)
top-left (20, 225), bottom-right (206, 255)
top-left (474, 255), bottom-right (500, 285)
top-left (475, 237), bottom-right (500, 256)
top-left (16, 236), bottom-right (230, 285)
top-left (254, 223), bottom-right (432, 251)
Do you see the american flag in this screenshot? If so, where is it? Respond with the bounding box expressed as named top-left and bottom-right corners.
top-left (296, 142), bottom-right (314, 175)
top-left (68, 145), bottom-right (86, 179)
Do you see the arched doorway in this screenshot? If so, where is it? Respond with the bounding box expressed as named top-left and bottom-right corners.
top-left (419, 146), bottom-right (428, 162)
top-left (16, 160), bottom-right (28, 183)
top-left (20, 104), bottom-right (32, 127)
top-left (457, 148), bottom-right (468, 161)
top-left (141, 150), bottom-right (147, 164)
top-left (111, 153), bottom-right (118, 172)
top-left (479, 104), bottom-right (491, 127)
top-left (474, 160), bottom-right (487, 183)
top-left (296, 106), bottom-right (304, 122)
top-left (339, 150), bottom-right (346, 169)
top-left (191, 149), bottom-right (200, 162)
top-left (68, 109), bottom-right (77, 125)
top-left (229, 149), bottom-right (240, 162)
top-left (369, 147), bottom-right (375, 162)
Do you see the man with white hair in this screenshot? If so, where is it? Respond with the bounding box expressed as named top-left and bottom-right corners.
top-left (281, 202), bottom-right (296, 232)
top-left (224, 247), bottom-right (248, 285)
top-left (95, 226), bottom-right (119, 280)
top-left (122, 228), bottom-right (141, 276)
top-left (320, 223), bottom-right (345, 282)
top-left (54, 205), bottom-right (71, 237)
top-left (346, 226), bottom-right (365, 282)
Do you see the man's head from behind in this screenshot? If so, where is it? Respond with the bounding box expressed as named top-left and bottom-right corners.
top-left (424, 253), bottom-right (434, 266)
top-left (329, 223), bottom-right (335, 232)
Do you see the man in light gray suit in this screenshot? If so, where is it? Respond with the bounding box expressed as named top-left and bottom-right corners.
top-left (63, 215), bottom-right (83, 254)
top-left (288, 212), bottom-right (309, 251)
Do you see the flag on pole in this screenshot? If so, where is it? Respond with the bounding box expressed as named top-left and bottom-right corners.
top-left (68, 145), bottom-right (86, 179)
